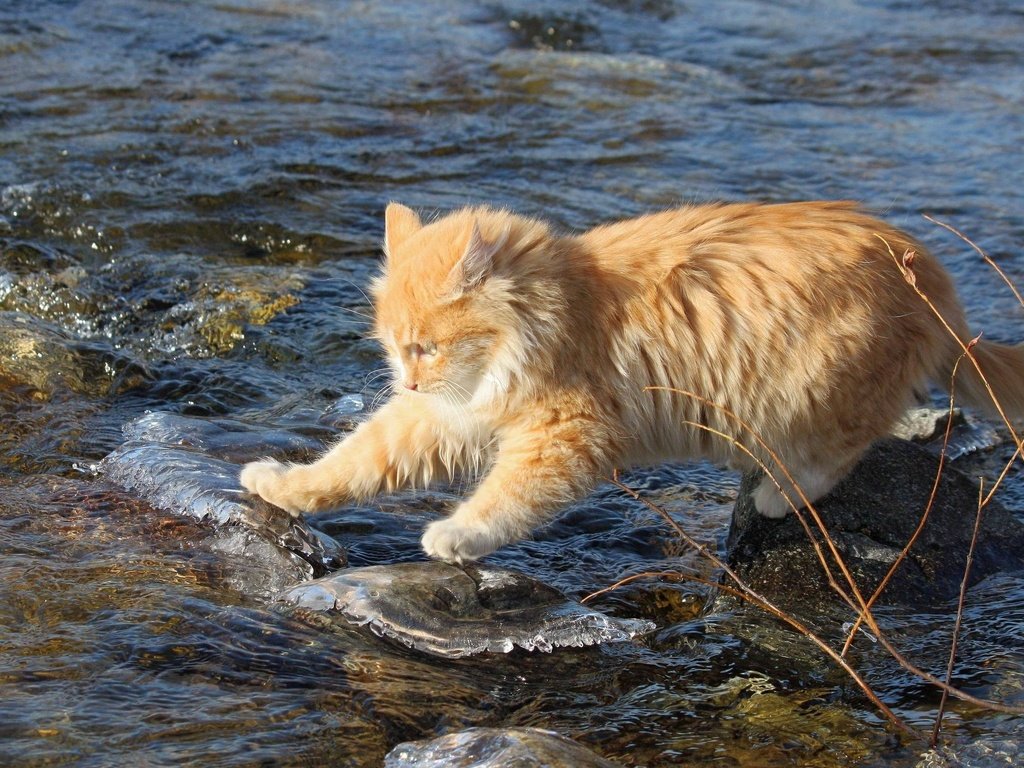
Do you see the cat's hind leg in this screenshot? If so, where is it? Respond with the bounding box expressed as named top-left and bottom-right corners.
top-left (751, 457), bottom-right (855, 519)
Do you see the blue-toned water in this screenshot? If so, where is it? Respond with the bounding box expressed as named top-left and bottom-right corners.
top-left (1, 1), bottom-right (1023, 765)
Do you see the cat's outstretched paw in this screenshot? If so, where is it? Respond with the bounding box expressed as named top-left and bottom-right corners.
top-left (240, 459), bottom-right (306, 516)
top-left (421, 514), bottom-right (504, 564)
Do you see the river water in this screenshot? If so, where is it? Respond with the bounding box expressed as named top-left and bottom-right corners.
top-left (2, 1), bottom-right (1023, 766)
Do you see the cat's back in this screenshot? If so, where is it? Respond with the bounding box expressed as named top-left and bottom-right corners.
top-left (579, 201), bottom-right (907, 276)
top-left (568, 201), bottom-right (963, 460)
top-left (575, 200), bottom-right (954, 328)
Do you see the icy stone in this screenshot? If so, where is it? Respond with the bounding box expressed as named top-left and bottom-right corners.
top-left (123, 410), bottom-right (325, 464)
top-left (99, 413), bottom-right (346, 580)
top-left (322, 393), bottom-right (365, 417)
top-left (385, 727), bottom-right (623, 768)
top-left (280, 561), bottom-right (654, 658)
top-left (891, 405), bottom-right (964, 443)
top-left (101, 442), bottom-right (250, 527)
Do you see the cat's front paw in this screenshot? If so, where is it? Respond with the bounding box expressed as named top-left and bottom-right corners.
top-left (421, 514), bottom-right (505, 564)
top-left (240, 459), bottom-right (306, 516)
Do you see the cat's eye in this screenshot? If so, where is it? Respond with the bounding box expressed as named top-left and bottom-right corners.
top-left (407, 341), bottom-right (438, 358)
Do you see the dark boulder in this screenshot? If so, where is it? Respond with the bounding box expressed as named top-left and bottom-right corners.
top-left (721, 438), bottom-right (1024, 620)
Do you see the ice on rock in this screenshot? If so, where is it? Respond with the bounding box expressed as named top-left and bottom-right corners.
top-left (123, 410), bottom-right (327, 464)
top-left (99, 412), bottom-right (346, 579)
top-left (385, 727), bottom-right (623, 768)
top-left (280, 561), bottom-right (655, 658)
top-left (101, 441), bottom-right (251, 527)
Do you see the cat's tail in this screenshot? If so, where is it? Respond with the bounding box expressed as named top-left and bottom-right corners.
top-left (954, 339), bottom-right (1024, 423)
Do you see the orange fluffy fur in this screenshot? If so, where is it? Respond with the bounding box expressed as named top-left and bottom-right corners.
top-left (241, 201), bottom-right (1024, 562)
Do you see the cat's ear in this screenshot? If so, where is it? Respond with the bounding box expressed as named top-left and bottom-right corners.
top-left (383, 202), bottom-right (422, 258)
top-left (448, 222), bottom-right (506, 295)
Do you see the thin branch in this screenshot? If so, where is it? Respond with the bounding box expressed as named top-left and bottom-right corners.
top-left (924, 214), bottom-right (1024, 310)
top-left (581, 570), bottom-right (692, 604)
top-left (932, 479), bottom-right (987, 746)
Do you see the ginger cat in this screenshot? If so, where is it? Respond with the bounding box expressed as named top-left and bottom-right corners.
top-left (241, 201), bottom-right (1024, 563)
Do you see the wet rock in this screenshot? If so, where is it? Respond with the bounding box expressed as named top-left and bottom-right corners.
top-left (104, 255), bottom-right (305, 360)
top-left (99, 413), bottom-right (346, 595)
top-left (0, 311), bottom-right (92, 395)
top-left (721, 438), bottom-right (1024, 620)
top-left (0, 311), bottom-right (145, 398)
top-left (891, 406), bottom-right (965, 443)
top-left (385, 727), bottom-right (622, 768)
top-left (891, 405), bottom-right (1001, 459)
top-left (918, 736), bottom-right (1023, 768)
top-left (280, 561), bottom-right (654, 658)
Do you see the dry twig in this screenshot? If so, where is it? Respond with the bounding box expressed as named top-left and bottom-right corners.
top-left (932, 480), bottom-right (987, 746)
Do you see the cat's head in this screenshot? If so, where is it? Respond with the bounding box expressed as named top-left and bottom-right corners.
top-left (370, 203), bottom-right (538, 406)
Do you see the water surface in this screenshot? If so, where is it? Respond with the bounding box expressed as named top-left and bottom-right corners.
top-left (2, 1), bottom-right (1023, 765)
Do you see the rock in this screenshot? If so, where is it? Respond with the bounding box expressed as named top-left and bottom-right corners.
top-left (384, 727), bottom-right (623, 768)
top-left (891, 406), bottom-right (965, 443)
top-left (280, 561), bottom-right (654, 658)
top-left (917, 736), bottom-right (1023, 768)
top-left (891, 405), bottom-right (1001, 459)
top-left (721, 438), bottom-right (1024, 620)
top-left (0, 310), bottom-right (146, 398)
top-left (0, 311), bottom-right (94, 395)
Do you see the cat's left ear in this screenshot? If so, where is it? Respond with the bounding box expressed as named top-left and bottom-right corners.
top-left (384, 202), bottom-right (422, 259)
top-left (448, 222), bottom-right (506, 295)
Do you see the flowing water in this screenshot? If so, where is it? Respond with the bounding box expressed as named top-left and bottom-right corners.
top-left (2, 1), bottom-right (1024, 765)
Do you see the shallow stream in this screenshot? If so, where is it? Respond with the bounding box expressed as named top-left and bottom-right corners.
top-left (2, 1), bottom-right (1023, 765)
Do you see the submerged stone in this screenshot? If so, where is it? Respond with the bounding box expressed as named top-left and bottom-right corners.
top-left (280, 561), bottom-right (654, 658)
top-left (385, 727), bottom-right (623, 768)
top-left (0, 311), bottom-right (92, 395)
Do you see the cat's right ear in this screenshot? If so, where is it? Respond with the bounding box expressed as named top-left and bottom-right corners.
top-left (447, 222), bottom-right (507, 297)
top-left (383, 202), bottom-right (422, 259)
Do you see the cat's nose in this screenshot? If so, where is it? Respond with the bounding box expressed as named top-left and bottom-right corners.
top-left (404, 381), bottom-right (418, 391)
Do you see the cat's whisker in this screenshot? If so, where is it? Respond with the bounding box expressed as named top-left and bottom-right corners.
top-left (334, 305), bottom-right (375, 323)
top-left (374, 390), bottom-right (394, 412)
top-left (316, 275), bottom-right (377, 307)
top-left (364, 368), bottom-right (393, 385)
top-left (369, 382), bottom-right (395, 412)
top-left (444, 379), bottom-right (473, 406)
